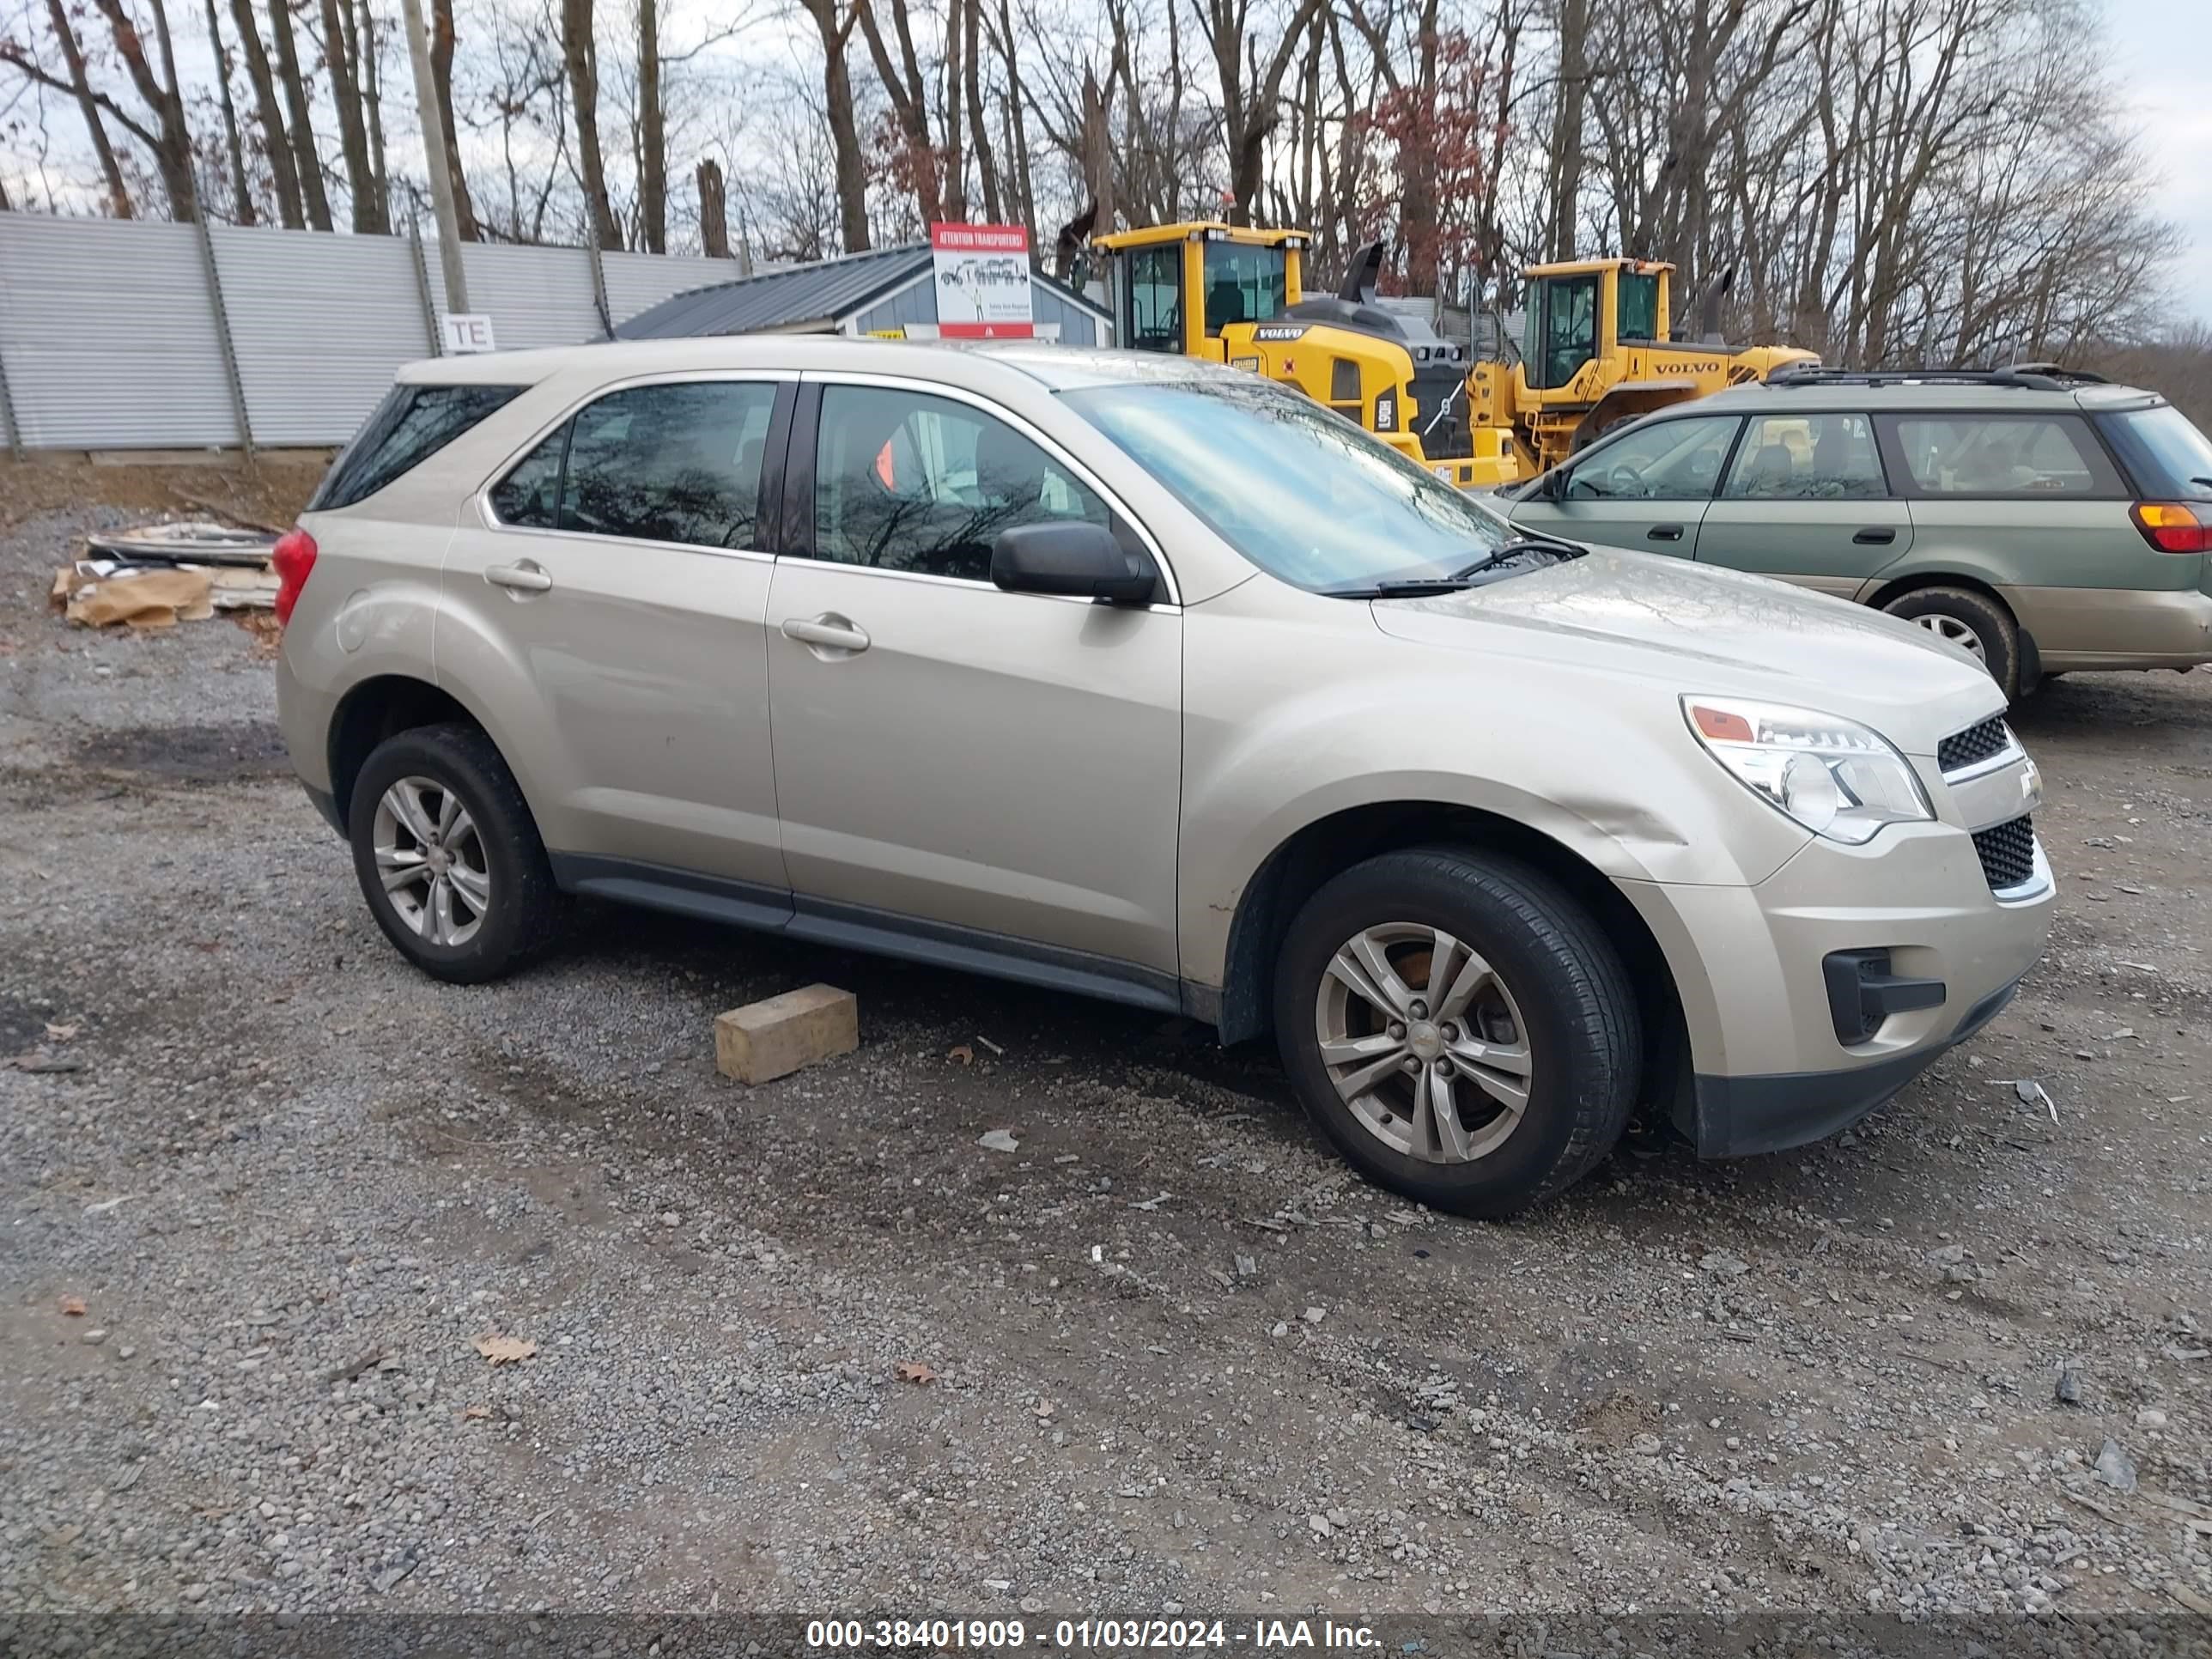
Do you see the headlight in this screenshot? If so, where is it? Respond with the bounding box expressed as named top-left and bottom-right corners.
top-left (1682, 696), bottom-right (1933, 845)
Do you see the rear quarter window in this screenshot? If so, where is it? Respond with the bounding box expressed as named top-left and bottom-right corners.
top-left (310, 383), bottom-right (527, 511)
top-left (1881, 412), bottom-right (2124, 498)
top-left (2098, 403), bottom-right (2212, 502)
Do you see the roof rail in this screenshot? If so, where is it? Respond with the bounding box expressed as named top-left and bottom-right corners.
top-left (1764, 364), bottom-right (2109, 392)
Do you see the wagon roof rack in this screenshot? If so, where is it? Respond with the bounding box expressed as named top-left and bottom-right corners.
top-left (1764, 363), bottom-right (2109, 392)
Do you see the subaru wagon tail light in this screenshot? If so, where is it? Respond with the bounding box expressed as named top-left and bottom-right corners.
top-left (271, 527), bottom-right (318, 623)
top-left (2130, 502), bottom-right (2211, 553)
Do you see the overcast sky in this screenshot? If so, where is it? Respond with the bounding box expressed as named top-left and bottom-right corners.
top-left (2106, 0), bottom-right (2212, 323)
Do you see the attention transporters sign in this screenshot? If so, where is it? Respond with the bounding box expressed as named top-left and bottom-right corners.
top-left (930, 224), bottom-right (1034, 339)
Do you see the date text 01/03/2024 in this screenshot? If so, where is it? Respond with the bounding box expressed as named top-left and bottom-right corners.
top-left (805, 1617), bottom-right (1383, 1650)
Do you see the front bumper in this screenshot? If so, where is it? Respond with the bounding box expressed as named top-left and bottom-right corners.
top-left (1619, 809), bottom-right (2054, 1160)
top-left (1688, 974), bottom-right (2020, 1157)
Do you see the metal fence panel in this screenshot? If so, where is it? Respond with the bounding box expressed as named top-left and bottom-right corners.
top-left (212, 225), bottom-right (434, 446)
top-left (0, 215), bottom-right (242, 449)
top-left (421, 242), bottom-right (605, 350)
top-left (599, 250), bottom-right (745, 326)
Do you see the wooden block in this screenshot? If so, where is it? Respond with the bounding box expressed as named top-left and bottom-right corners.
top-left (714, 984), bottom-right (858, 1084)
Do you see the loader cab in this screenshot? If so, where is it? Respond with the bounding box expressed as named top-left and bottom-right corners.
top-left (1518, 259), bottom-right (1674, 391)
top-left (1095, 224), bottom-right (1307, 360)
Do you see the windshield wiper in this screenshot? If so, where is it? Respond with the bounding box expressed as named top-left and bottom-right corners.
top-left (1450, 535), bottom-right (1584, 579)
top-left (1325, 578), bottom-right (1485, 599)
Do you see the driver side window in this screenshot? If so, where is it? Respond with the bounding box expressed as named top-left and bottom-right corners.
top-left (812, 385), bottom-right (1113, 582)
top-left (1565, 415), bottom-right (1742, 501)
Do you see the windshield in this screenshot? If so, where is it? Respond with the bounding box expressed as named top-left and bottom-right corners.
top-left (1060, 378), bottom-right (1510, 592)
top-left (2103, 403), bottom-right (2212, 502)
top-left (1203, 243), bottom-right (1287, 335)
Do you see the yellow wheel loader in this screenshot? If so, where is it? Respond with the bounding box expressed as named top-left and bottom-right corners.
top-left (1480, 258), bottom-right (1818, 483)
top-left (1090, 224), bottom-right (1510, 487)
top-left (1088, 224), bottom-right (1817, 489)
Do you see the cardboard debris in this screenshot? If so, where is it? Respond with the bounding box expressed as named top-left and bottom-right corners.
top-left (51, 519), bottom-right (282, 630)
top-left (62, 566), bottom-right (216, 629)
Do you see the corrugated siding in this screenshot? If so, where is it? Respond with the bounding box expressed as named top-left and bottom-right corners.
top-left (0, 215), bottom-right (241, 448)
top-left (213, 225), bottom-right (433, 446)
top-left (421, 242), bottom-right (605, 349)
top-left (600, 250), bottom-right (746, 326)
top-left (1035, 285), bottom-right (1103, 346)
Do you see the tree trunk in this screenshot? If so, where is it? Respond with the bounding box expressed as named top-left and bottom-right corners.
top-left (942, 0), bottom-right (967, 219)
top-left (696, 159), bottom-right (729, 257)
top-left (1546, 0), bottom-right (1588, 261)
top-left (358, 0), bottom-right (390, 227)
top-left (428, 0), bottom-right (479, 240)
top-left (962, 0), bottom-right (1000, 221)
top-left (638, 0), bottom-right (665, 251)
top-left (204, 0), bottom-right (256, 222)
top-left (854, 0), bottom-right (944, 222)
top-left (265, 0), bottom-right (331, 228)
top-left (561, 0), bottom-right (622, 250)
top-left (319, 0), bottom-right (381, 229)
top-left (799, 0), bottom-right (870, 252)
top-left (1080, 70), bottom-right (1113, 237)
top-left (227, 0), bottom-right (301, 226)
top-left (88, 0), bottom-right (199, 220)
top-left (45, 0), bottom-right (135, 218)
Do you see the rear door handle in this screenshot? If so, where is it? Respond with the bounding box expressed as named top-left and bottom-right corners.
top-left (1852, 526), bottom-right (1899, 545)
top-left (484, 560), bottom-right (553, 592)
top-left (1647, 525), bottom-right (1684, 542)
top-left (781, 613), bottom-right (871, 654)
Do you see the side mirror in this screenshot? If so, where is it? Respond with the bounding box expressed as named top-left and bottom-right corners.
top-left (1539, 467), bottom-right (1568, 501)
top-left (992, 521), bottom-right (1159, 605)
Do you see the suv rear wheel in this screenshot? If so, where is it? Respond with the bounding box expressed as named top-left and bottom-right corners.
top-left (347, 722), bottom-right (566, 982)
top-left (1272, 848), bottom-right (1640, 1218)
top-left (1881, 586), bottom-right (2021, 701)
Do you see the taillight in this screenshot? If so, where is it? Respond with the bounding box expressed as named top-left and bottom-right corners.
top-left (2130, 502), bottom-right (2212, 554)
top-left (271, 527), bottom-right (319, 623)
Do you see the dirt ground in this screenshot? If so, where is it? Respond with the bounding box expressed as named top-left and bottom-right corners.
top-left (3, 471), bottom-right (2212, 1635)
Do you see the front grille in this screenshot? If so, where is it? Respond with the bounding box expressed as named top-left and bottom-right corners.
top-left (1973, 814), bottom-right (2036, 890)
top-left (1939, 717), bottom-right (2010, 775)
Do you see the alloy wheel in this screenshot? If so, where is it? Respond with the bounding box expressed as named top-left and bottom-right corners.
top-left (372, 776), bottom-right (491, 947)
top-left (1313, 922), bottom-right (1534, 1163)
top-left (1913, 612), bottom-right (1985, 659)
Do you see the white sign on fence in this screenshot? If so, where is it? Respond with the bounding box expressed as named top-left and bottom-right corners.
top-left (440, 313), bottom-right (498, 354)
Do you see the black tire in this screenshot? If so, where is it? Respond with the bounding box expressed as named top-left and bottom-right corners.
top-left (346, 722), bottom-right (567, 983)
top-left (1272, 847), bottom-right (1640, 1218)
top-left (1880, 586), bottom-right (2021, 701)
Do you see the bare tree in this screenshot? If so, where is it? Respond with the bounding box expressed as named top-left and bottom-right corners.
top-left (264, 0), bottom-right (330, 226)
top-left (224, 0), bottom-right (302, 224)
top-left (561, 0), bottom-right (620, 248)
top-left (428, 0), bottom-right (477, 239)
top-left (794, 0), bottom-right (869, 250)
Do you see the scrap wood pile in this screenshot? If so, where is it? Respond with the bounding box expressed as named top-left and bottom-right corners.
top-left (51, 522), bottom-right (281, 631)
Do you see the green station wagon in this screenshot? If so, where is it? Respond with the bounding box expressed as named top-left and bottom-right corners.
top-left (1505, 368), bottom-right (2212, 699)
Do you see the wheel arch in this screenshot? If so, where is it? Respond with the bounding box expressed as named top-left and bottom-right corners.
top-left (1213, 799), bottom-right (1688, 1118)
top-left (1862, 568), bottom-right (2018, 619)
top-left (327, 674), bottom-right (489, 826)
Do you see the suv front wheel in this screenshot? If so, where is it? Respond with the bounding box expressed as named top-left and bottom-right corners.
top-left (1273, 848), bottom-right (1641, 1218)
top-left (347, 722), bottom-right (567, 983)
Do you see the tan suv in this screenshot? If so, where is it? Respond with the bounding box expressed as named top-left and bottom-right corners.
top-left (275, 338), bottom-right (2053, 1215)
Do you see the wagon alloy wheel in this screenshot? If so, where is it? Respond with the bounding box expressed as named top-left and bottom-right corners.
top-left (1912, 612), bottom-right (1986, 660)
top-left (373, 775), bottom-right (492, 947)
top-left (1315, 921), bottom-right (1534, 1164)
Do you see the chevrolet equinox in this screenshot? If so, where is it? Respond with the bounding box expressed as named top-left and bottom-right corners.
top-left (275, 339), bottom-right (2054, 1215)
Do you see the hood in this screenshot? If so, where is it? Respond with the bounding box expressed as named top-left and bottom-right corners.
top-left (1370, 548), bottom-right (2003, 755)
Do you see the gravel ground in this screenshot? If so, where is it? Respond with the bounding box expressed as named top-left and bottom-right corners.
top-left (5, 495), bottom-right (2212, 1628)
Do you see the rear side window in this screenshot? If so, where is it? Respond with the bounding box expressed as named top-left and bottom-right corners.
top-left (1887, 414), bottom-right (2122, 497)
top-left (2099, 404), bottom-right (2212, 502)
top-left (489, 382), bottom-right (779, 550)
top-left (1723, 412), bottom-right (1886, 499)
top-left (312, 383), bottom-right (525, 510)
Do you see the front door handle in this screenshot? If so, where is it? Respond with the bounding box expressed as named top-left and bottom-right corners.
top-left (781, 613), bottom-right (872, 654)
top-left (484, 560), bottom-right (553, 592)
top-left (1852, 526), bottom-right (1899, 545)
top-left (1647, 525), bottom-right (1684, 542)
